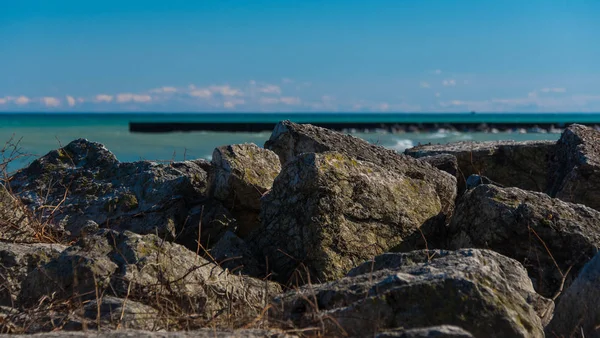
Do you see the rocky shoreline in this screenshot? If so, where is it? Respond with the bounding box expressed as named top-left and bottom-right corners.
top-left (1, 121), bottom-right (600, 337)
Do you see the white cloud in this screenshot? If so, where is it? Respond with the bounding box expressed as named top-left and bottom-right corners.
top-left (282, 78), bottom-right (294, 84)
top-left (116, 93), bottom-right (152, 103)
top-left (258, 84), bottom-right (282, 94)
top-left (77, 97), bottom-right (85, 103)
top-left (41, 97), bottom-right (61, 107)
top-left (249, 80), bottom-right (257, 85)
top-left (150, 86), bottom-right (177, 94)
top-left (210, 85), bottom-right (242, 97)
top-left (223, 98), bottom-right (245, 108)
top-left (540, 88), bottom-right (566, 93)
top-left (420, 81), bottom-right (431, 88)
top-left (15, 96), bottom-right (30, 105)
top-left (190, 89), bottom-right (212, 98)
top-left (0, 98), bottom-right (6, 105)
top-left (442, 79), bottom-right (456, 86)
top-left (280, 97), bottom-right (301, 105)
top-left (259, 97), bottom-right (280, 105)
top-left (379, 103), bottom-right (390, 111)
top-left (95, 94), bottom-right (113, 103)
top-left (66, 96), bottom-right (76, 107)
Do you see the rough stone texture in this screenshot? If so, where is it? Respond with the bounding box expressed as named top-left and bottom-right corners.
top-left (448, 184), bottom-right (600, 298)
top-left (264, 121), bottom-right (456, 217)
top-left (271, 249), bottom-right (550, 338)
top-left (177, 200), bottom-right (237, 251)
top-left (418, 154), bottom-right (459, 178)
top-left (550, 124), bottom-right (600, 211)
top-left (0, 242), bottom-right (66, 306)
top-left (375, 326), bottom-right (475, 338)
top-left (210, 231), bottom-right (263, 277)
top-left (465, 174), bottom-right (502, 190)
top-left (78, 297), bottom-right (160, 331)
top-left (19, 230), bottom-right (281, 323)
top-left (1, 329), bottom-right (295, 337)
top-left (211, 144), bottom-right (281, 236)
top-left (0, 185), bottom-right (36, 242)
top-left (405, 140), bottom-right (555, 193)
top-left (252, 151), bottom-right (454, 284)
top-left (8, 139), bottom-right (211, 241)
top-left (546, 251), bottom-right (600, 337)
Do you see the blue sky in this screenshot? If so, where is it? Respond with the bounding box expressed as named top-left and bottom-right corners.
top-left (1, 0), bottom-right (600, 112)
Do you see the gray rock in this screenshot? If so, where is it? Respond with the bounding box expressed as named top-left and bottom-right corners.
top-left (375, 326), bottom-right (475, 338)
top-left (418, 154), bottom-right (459, 178)
top-left (546, 250), bottom-right (600, 337)
top-left (1, 329), bottom-right (295, 337)
top-left (271, 249), bottom-right (550, 338)
top-left (0, 242), bottom-right (66, 306)
top-left (177, 200), bottom-right (237, 251)
top-left (405, 140), bottom-right (555, 193)
top-left (448, 184), bottom-right (600, 298)
top-left (265, 121), bottom-right (456, 217)
top-left (210, 231), bottom-right (263, 277)
top-left (79, 297), bottom-right (160, 331)
top-left (19, 230), bottom-right (281, 323)
top-left (9, 139), bottom-right (211, 241)
top-left (211, 144), bottom-right (281, 236)
top-left (550, 124), bottom-right (600, 211)
top-left (465, 174), bottom-right (501, 190)
top-left (252, 151), bottom-right (454, 284)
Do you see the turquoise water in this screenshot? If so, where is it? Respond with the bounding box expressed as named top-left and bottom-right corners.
top-left (2, 112), bottom-right (590, 172)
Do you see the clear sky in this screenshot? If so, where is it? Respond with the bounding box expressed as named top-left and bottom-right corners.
top-left (1, 0), bottom-right (599, 112)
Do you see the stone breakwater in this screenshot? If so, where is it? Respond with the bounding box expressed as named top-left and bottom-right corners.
top-left (0, 121), bottom-right (600, 337)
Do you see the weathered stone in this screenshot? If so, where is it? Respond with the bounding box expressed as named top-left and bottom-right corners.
top-left (252, 151), bottom-right (453, 284)
top-left (265, 121), bottom-right (456, 217)
top-left (448, 184), bottom-right (600, 298)
top-left (375, 326), bottom-right (475, 338)
top-left (177, 200), bottom-right (237, 251)
top-left (405, 140), bottom-right (555, 193)
top-left (19, 230), bottom-right (281, 323)
top-left (465, 174), bottom-right (501, 190)
top-left (271, 249), bottom-right (550, 338)
top-left (211, 144), bottom-right (281, 236)
top-left (550, 124), bottom-right (600, 211)
top-left (19, 233), bottom-right (119, 306)
top-left (0, 242), bottom-right (66, 306)
top-left (418, 154), bottom-right (459, 178)
top-left (0, 185), bottom-right (36, 242)
top-left (546, 250), bottom-right (600, 337)
top-left (9, 139), bottom-right (210, 240)
top-left (210, 231), bottom-right (263, 277)
top-left (3, 329), bottom-right (296, 337)
top-left (79, 297), bottom-right (160, 330)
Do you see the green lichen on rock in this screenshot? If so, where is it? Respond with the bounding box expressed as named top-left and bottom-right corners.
top-left (252, 151), bottom-right (450, 284)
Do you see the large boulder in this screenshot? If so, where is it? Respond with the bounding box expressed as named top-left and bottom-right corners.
top-left (405, 140), bottom-right (555, 193)
top-left (265, 121), bottom-right (456, 217)
top-left (448, 184), bottom-right (600, 298)
top-left (9, 139), bottom-right (211, 241)
top-left (271, 249), bottom-right (551, 338)
top-left (550, 124), bottom-right (600, 211)
top-left (211, 144), bottom-right (281, 236)
top-left (0, 242), bottom-right (66, 306)
top-left (19, 230), bottom-right (281, 325)
top-left (375, 326), bottom-right (475, 338)
top-left (4, 329), bottom-right (296, 337)
top-left (251, 151), bottom-right (455, 284)
top-left (546, 250), bottom-right (600, 337)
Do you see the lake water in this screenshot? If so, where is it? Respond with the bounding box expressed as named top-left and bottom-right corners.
top-left (2, 112), bottom-right (590, 172)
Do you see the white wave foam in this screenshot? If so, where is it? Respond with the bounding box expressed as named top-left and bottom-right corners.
top-left (389, 139), bottom-right (414, 152)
